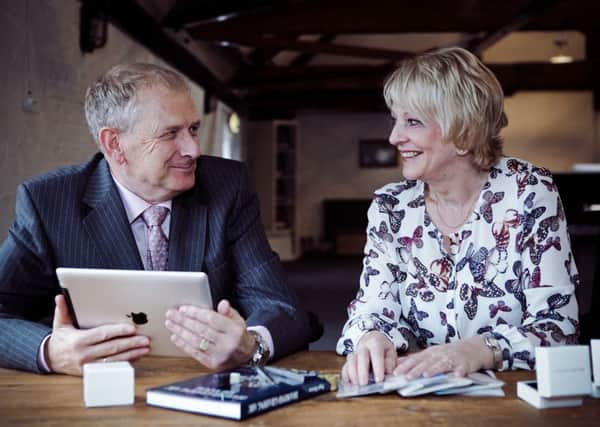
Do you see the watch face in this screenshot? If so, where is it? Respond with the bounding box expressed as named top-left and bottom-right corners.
top-left (249, 331), bottom-right (270, 366)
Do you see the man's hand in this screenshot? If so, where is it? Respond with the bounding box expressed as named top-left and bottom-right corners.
top-left (165, 299), bottom-right (256, 370)
top-left (46, 295), bottom-right (151, 375)
top-left (341, 330), bottom-right (397, 386)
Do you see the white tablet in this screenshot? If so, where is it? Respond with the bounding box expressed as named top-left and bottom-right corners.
top-left (56, 267), bottom-right (213, 357)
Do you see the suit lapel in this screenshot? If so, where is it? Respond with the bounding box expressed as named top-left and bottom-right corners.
top-left (82, 158), bottom-right (144, 269)
top-left (168, 187), bottom-right (207, 272)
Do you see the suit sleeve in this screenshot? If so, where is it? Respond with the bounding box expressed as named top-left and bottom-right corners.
top-left (225, 164), bottom-right (311, 359)
top-left (0, 183), bottom-right (57, 373)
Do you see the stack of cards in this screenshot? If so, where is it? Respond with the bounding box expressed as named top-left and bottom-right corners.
top-left (336, 370), bottom-right (504, 399)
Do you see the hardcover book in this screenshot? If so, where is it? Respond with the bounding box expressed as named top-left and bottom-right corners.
top-left (146, 366), bottom-right (331, 420)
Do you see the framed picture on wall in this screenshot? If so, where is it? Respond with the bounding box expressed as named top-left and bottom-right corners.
top-left (359, 139), bottom-right (398, 168)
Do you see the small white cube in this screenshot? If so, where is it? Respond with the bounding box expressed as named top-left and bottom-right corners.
top-left (592, 340), bottom-right (600, 398)
top-left (83, 361), bottom-right (135, 407)
top-left (591, 340), bottom-right (600, 384)
top-left (535, 346), bottom-right (591, 397)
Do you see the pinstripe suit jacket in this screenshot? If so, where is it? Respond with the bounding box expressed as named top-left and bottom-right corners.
top-left (0, 153), bottom-right (311, 373)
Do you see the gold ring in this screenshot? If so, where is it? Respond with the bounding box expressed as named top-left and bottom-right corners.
top-left (198, 338), bottom-right (209, 352)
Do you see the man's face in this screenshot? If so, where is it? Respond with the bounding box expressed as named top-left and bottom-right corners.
top-left (114, 85), bottom-right (201, 203)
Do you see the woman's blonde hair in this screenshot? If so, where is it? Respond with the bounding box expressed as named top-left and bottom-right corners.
top-left (383, 47), bottom-right (507, 170)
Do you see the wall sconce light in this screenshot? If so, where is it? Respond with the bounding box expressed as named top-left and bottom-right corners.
top-left (228, 112), bottom-right (240, 134)
top-left (549, 39), bottom-right (573, 64)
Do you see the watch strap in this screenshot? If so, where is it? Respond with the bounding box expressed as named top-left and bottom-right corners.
top-left (483, 334), bottom-right (503, 370)
top-left (248, 330), bottom-right (270, 366)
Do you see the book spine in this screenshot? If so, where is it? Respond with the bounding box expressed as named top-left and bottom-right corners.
top-left (243, 389), bottom-right (301, 418)
top-left (242, 380), bottom-right (330, 419)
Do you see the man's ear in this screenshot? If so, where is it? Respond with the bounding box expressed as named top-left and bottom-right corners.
top-left (98, 127), bottom-right (126, 164)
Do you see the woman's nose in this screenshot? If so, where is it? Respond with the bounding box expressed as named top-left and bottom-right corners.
top-left (389, 123), bottom-right (407, 146)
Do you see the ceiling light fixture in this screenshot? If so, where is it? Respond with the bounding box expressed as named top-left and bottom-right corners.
top-left (550, 39), bottom-right (573, 64)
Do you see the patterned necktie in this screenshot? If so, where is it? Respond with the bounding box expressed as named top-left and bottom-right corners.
top-left (141, 205), bottom-right (169, 271)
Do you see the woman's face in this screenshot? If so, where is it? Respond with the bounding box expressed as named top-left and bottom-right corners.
top-left (388, 106), bottom-right (460, 184)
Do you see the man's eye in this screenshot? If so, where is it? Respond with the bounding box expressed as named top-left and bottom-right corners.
top-left (161, 130), bottom-right (178, 139)
top-left (189, 125), bottom-right (199, 137)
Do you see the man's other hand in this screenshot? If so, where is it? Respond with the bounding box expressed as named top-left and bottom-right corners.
top-left (165, 299), bottom-right (256, 370)
top-left (46, 294), bottom-right (151, 375)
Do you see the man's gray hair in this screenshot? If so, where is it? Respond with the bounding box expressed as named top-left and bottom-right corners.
top-left (84, 63), bottom-right (190, 145)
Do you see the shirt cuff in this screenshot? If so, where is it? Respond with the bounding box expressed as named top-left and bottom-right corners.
top-left (37, 334), bottom-right (52, 373)
top-left (247, 325), bottom-right (274, 360)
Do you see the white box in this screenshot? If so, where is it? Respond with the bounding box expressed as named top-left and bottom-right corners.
top-left (535, 346), bottom-right (591, 397)
top-left (83, 361), bottom-right (135, 407)
top-left (517, 381), bottom-right (583, 409)
top-left (592, 340), bottom-right (600, 383)
top-left (592, 340), bottom-right (600, 398)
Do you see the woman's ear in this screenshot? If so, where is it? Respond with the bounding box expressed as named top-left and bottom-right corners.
top-left (98, 127), bottom-right (126, 164)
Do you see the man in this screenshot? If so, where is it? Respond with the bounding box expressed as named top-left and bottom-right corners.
top-left (0, 63), bottom-right (312, 375)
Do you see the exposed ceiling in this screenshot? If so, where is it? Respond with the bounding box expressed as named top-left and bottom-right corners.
top-left (82, 0), bottom-right (600, 119)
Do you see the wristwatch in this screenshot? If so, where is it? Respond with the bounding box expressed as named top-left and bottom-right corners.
top-left (248, 330), bottom-right (270, 366)
top-left (483, 334), bottom-right (503, 370)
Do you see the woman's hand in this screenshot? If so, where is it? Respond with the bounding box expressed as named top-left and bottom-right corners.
top-left (341, 331), bottom-right (397, 386)
top-left (393, 336), bottom-right (494, 379)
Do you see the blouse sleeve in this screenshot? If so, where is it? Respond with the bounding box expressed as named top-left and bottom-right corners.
top-left (336, 197), bottom-right (411, 356)
top-left (491, 174), bottom-right (580, 370)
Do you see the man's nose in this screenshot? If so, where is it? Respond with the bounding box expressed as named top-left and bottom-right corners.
top-left (179, 131), bottom-right (201, 158)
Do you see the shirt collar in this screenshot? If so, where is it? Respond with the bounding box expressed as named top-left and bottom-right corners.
top-left (111, 175), bottom-right (172, 224)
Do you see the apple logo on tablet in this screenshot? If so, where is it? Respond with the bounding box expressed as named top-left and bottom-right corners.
top-left (127, 312), bottom-right (148, 325)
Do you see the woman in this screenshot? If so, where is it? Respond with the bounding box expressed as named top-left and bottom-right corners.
top-left (337, 47), bottom-right (580, 386)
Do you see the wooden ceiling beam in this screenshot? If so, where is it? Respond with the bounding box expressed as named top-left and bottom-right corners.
top-left (242, 61), bottom-right (593, 116)
top-left (185, 0), bottom-right (522, 35)
top-left (233, 62), bottom-right (591, 92)
top-left (469, 0), bottom-right (563, 55)
top-left (189, 33), bottom-right (414, 61)
top-left (160, 0), bottom-right (289, 30)
top-left (184, 0), bottom-right (597, 36)
top-left (290, 34), bottom-right (336, 67)
top-left (92, 0), bottom-right (246, 113)
top-left (246, 34), bottom-right (334, 67)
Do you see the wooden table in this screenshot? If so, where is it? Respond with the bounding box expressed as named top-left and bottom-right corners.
top-left (2, 351), bottom-right (599, 426)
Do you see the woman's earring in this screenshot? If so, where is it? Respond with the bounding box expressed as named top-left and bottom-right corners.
top-left (456, 148), bottom-right (468, 156)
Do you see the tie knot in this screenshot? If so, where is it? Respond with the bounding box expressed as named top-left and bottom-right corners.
top-left (142, 205), bottom-right (169, 227)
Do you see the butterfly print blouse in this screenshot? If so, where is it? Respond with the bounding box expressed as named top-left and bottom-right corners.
top-left (336, 157), bottom-right (580, 370)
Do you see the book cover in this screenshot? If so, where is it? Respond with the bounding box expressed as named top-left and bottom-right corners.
top-left (146, 366), bottom-right (331, 420)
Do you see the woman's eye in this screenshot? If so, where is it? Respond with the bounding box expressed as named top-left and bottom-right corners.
top-left (407, 118), bottom-right (422, 127)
